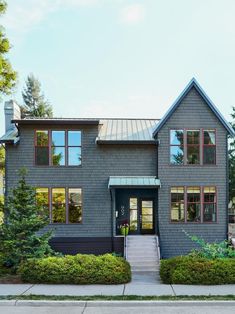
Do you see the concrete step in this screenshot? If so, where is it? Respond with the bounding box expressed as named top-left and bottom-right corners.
top-left (131, 266), bottom-right (159, 272)
top-left (129, 261), bottom-right (160, 267)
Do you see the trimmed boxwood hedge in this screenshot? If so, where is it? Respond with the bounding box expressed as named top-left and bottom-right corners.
top-left (160, 256), bottom-right (235, 285)
top-left (18, 254), bottom-right (131, 284)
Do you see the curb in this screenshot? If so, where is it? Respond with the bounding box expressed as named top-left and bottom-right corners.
top-left (1, 300), bottom-right (235, 307)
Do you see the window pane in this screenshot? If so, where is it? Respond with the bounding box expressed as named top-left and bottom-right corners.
top-left (170, 146), bottom-right (184, 164)
top-left (204, 130), bottom-right (215, 145)
top-left (130, 209), bottom-right (137, 231)
top-left (52, 131), bottom-right (65, 146)
top-left (187, 203), bottom-right (201, 222)
top-left (130, 198), bottom-right (137, 209)
top-left (203, 204), bottom-right (216, 222)
top-left (68, 147), bottom-right (81, 166)
top-left (52, 188), bottom-right (66, 223)
top-left (68, 131), bottom-right (81, 146)
top-left (52, 147), bottom-right (65, 165)
top-left (187, 187), bottom-right (200, 202)
top-left (204, 187), bottom-right (216, 202)
top-left (36, 131), bottom-right (48, 146)
top-left (36, 188), bottom-right (49, 215)
top-left (187, 131), bottom-right (200, 144)
top-left (68, 188), bottom-right (82, 223)
top-left (170, 130), bottom-right (184, 145)
top-left (171, 202), bottom-right (184, 222)
top-left (203, 146), bottom-right (216, 164)
top-left (36, 147), bottom-right (49, 165)
top-left (187, 146), bottom-right (200, 164)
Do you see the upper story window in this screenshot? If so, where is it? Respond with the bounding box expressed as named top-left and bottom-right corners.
top-left (203, 130), bottom-right (216, 165)
top-left (170, 130), bottom-right (184, 165)
top-left (170, 129), bottom-right (216, 166)
top-left (35, 130), bottom-right (82, 166)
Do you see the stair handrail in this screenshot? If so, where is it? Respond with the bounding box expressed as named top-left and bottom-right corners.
top-left (156, 235), bottom-right (161, 260)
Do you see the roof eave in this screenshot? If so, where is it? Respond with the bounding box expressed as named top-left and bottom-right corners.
top-left (96, 138), bottom-right (157, 145)
top-left (12, 119), bottom-right (100, 125)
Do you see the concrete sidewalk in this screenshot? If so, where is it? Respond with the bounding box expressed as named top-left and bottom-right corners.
top-left (0, 273), bottom-right (235, 297)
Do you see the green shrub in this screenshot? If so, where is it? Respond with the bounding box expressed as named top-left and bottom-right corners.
top-left (18, 254), bottom-right (131, 285)
top-left (160, 256), bottom-right (235, 285)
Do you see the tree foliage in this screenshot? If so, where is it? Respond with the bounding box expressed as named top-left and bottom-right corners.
top-left (21, 74), bottom-right (53, 118)
top-left (0, 168), bottom-right (54, 270)
top-left (0, 1), bottom-right (17, 95)
top-left (229, 106), bottom-right (235, 201)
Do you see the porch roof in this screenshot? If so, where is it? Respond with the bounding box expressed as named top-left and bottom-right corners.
top-left (108, 176), bottom-right (161, 189)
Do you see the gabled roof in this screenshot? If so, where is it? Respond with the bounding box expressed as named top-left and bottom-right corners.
top-left (153, 78), bottom-right (235, 137)
top-left (97, 119), bottom-right (159, 143)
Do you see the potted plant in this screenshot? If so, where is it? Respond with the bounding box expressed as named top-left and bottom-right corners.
top-left (119, 220), bottom-right (129, 236)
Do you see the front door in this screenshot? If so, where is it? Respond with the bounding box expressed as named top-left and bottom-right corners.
top-left (129, 197), bottom-right (155, 234)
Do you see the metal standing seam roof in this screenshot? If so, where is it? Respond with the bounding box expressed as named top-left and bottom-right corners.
top-left (0, 128), bottom-right (19, 144)
top-left (108, 176), bottom-right (161, 188)
top-left (97, 119), bottom-right (160, 143)
top-left (153, 78), bottom-right (235, 137)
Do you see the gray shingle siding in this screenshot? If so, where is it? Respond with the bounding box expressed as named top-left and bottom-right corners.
top-left (157, 87), bottom-right (228, 258)
top-left (5, 124), bottom-right (157, 238)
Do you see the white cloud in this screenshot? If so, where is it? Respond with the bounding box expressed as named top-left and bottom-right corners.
top-left (119, 4), bottom-right (146, 25)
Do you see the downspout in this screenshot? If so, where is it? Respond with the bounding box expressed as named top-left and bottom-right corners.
top-left (155, 137), bottom-right (161, 258)
top-left (226, 136), bottom-right (229, 239)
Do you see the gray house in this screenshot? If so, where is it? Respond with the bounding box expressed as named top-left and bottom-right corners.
top-left (1, 78), bottom-right (234, 259)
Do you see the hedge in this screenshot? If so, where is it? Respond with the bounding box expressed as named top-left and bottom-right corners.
top-left (18, 254), bottom-right (131, 284)
top-left (160, 256), bottom-right (235, 285)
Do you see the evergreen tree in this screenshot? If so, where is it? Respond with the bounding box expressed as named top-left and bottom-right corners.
top-left (0, 1), bottom-right (17, 95)
top-left (21, 74), bottom-right (53, 118)
top-left (0, 168), bottom-right (54, 270)
top-left (229, 107), bottom-right (235, 202)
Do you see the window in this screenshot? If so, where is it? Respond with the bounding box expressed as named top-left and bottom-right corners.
top-left (171, 187), bottom-right (184, 222)
top-left (170, 129), bottom-right (216, 165)
top-left (35, 131), bottom-right (49, 165)
top-left (36, 188), bottom-right (49, 215)
top-left (170, 130), bottom-right (184, 165)
top-left (68, 131), bottom-right (81, 166)
top-left (36, 187), bottom-right (82, 224)
top-left (171, 186), bottom-right (217, 223)
top-left (35, 130), bottom-right (81, 166)
top-left (51, 131), bottom-right (65, 166)
top-left (187, 130), bottom-right (200, 164)
top-left (203, 130), bottom-right (216, 164)
top-left (187, 187), bottom-right (201, 222)
top-left (68, 188), bottom-right (82, 223)
top-left (203, 187), bottom-right (216, 222)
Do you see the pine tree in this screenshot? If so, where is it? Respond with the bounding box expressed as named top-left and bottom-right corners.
top-left (21, 74), bottom-right (53, 118)
top-left (0, 1), bottom-right (17, 95)
top-left (229, 107), bottom-right (235, 202)
top-left (0, 168), bottom-right (54, 270)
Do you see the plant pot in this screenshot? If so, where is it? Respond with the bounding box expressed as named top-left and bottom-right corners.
top-left (120, 227), bottom-right (129, 236)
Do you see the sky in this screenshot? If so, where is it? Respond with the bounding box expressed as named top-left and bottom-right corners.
top-left (1, 0), bottom-right (235, 135)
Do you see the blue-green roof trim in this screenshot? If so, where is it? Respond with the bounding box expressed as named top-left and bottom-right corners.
top-left (108, 176), bottom-right (161, 189)
top-left (153, 78), bottom-right (235, 137)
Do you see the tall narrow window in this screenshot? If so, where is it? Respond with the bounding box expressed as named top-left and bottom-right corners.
top-left (171, 187), bottom-right (185, 222)
top-left (52, 188), bottom-right (66, 223)
top-left (129, 198), bottom-right (138, 231)
top-left (68, 188), bottom-right (82, 223)
top-left (35, 131), bottom-right (49, 165)
top-left (36, 188), bottom-right (49, 216)
top-left (170, 130), bottom-right (184, 165)
top-left (187, 130), bottom-right (200, 164)
top-left (51, 131), bottom-right (65, 166)
top-left (68, 131), bottom-right (81, 166)
top-left (203, 187), bottom-right (216, 222)
top-left (203, 130), bottom-right (216, 164)
top-left (187, 187), bottom-right (201, 222)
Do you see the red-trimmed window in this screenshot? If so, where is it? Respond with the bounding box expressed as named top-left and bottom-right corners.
top-left (170, 130), bottom-right (184, 165)
top-left (51, 131), bottom-right (65, 166)
top-left (171, 187), bottom-right (185, 222)
top-left (35, 131), bottom-right (49, 165)
top-left (36, 188), bottom-right (49, 216)
top-left (186, 187), bottom-right (201, 222)
top-left (203, 130), bottom-right (216, 165)
top-left (203, 187), bottom-right (217, 222)
top-left (186, 130), bottom-right (200, 165)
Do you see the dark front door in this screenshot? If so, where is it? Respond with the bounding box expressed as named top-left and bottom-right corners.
top-left (129, 197), bottom-right (155, 235)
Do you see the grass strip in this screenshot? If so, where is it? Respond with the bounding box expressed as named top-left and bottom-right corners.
top-left (0, 295), bottom-right (235, 301)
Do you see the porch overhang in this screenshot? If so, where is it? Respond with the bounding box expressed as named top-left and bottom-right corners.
top-left (108, 176), bottom-right (161, 189)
